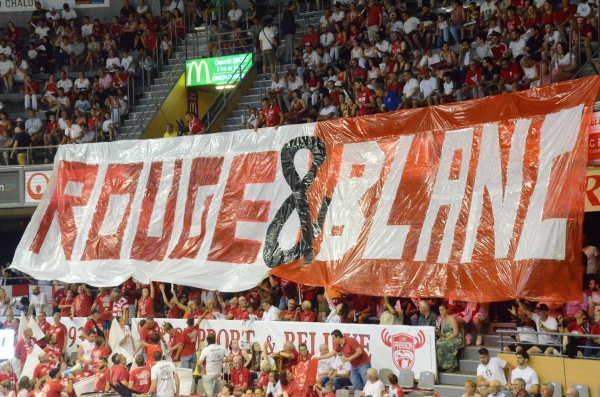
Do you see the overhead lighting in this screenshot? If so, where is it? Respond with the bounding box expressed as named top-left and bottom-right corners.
top-left (215, 84), bottom-right (235, 90)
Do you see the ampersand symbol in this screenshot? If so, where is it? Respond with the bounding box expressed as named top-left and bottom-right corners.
top-left (263, 136), bottom-right (330, 268)
top-left (265, 336), bottom-right (275, 354)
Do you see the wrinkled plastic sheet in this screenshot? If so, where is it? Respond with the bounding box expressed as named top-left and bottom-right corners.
top-left (11, 76), bottom-right (600, 302)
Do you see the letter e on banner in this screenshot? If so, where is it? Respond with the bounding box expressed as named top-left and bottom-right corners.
top-left (208, 151), bottom-right (278, 264)
top-left (30, 161), bottom-right (99, 260)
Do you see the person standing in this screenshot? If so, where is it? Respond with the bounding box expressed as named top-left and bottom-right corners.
top-left (40, 368), bottom-right (74, 397)
top-left (314, 330), bottom-right (371, 390)
top-left (149, 351), bottom-right (180, 397)
top-left (281, 2), bottom-right (297, 64)
top-left (199, 333), bottom-right (232, 397)
top-left (185, 111), bottom-right (206, 135)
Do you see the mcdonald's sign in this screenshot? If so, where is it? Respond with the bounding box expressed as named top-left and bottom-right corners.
top-left (186, 54), bottom-right (253, 87)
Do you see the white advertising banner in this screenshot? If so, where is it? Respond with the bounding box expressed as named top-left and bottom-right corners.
top-left (131, 318), bottom-right (437, 378)
top-left (0, 0), bottom-right (110, 12)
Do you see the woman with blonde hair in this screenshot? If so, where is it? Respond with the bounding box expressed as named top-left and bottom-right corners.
top-left (462, 380), bottom-right (482, 397)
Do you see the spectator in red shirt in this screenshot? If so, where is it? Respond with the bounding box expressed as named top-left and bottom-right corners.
top-left (302, 26), bottom-right (320, 48)
top-left (354, 79), bottom-right (376, 116)
top-left (348, 295), bottom-right (373, 324)
top-left (574, 17), bottom-right (599, 61)
top-left (137, 284), bottom-right (155, 318)
top-left (366, 0), bottom-right (383, 44)
top-left (350, 58), bottom-right (367, 81)
top-left (111, 290), bottom-right (130, 323)
top-left (499, 57), bottom-right (522, 92)
top-left (33, 351), bottom-right (57, 380)
top-left (163, 322), bottom-right (183, 363)
top-left (280, 369), bottom-right (304, 397)
top-left (230, 356), bottom-right (251, 396)
top-left (83, 308), bottom-right (105, 337)
top-left (37, 312), bottom-right (51, 348)
top-left (554, 0), bottom-right (577, 29)
top-left (128, 355), bottom-right (151, 393)
top-left (72, 284), bottom-right (92, 318)
top-left (585, 311), bottom-right (600, 357)
top-left (298, 343), bottom-right (313, 362)
top-left (94, 357), bottom-right (111, 392)
top-left (179, 317), bottom-right (200, 369)
top-left (315, 330), bottom-right (371, 390)
top-left (279, 298), bottom-right (299, 321)
top-left (159, 284), bottom-right (182, 319)
top-left (49, 313), bottom-right (67, 354)
top-left (255, 98), bottom-right (285, 130)
top-left (15, 327), bottom-right (37, 368)
top-left (43, 368), bottom-right (75, 397)
top-left (236, 297), bottom-right (251, 320)
top-left (110, 354), bottom-right (130, 391)
top-left (185, 111), bottom-right (206, 135)
top-left (275, 341), bottom-right (299, 371)
top-left (91, 337), bottom-right (111, 368)
top-left (43, 335), bottom-right (62, 363)
top-left (457, 59), bottom-right (485, 100)
top-left (136, 316), bottom-right (167, 355)
top-left (298, 301), bottom-right (316, 322)
top-left (146, 334), bottom-right (163, 368)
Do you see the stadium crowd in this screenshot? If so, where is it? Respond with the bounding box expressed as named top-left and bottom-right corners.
top-left (239, 0), bottom-right (598, 129)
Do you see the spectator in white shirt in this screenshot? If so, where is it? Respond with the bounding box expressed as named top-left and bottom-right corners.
top-left (361, 368), bottom-right (385, 397)
top-left (0, 54), bottom-right (15, 93)
top-left (317, 95), bottom-right (337, 121)
top-left (510, 352), bottom-right (539, 395)
top-left (515, 301), bottom-right (560, 355)
top-left (121, 50), bottom-right (135, 73)
top-left (268, 73), bottom-right (286, 110)
top-left (29, 285), bottom-right (49, 316)
top-left (319, 25), bottom-right (335, 51)
top-left (315, 344), bottom-right (335, 387)
top-left (34, 20), bottom-right (50, 40)
top-left (261, 299), bottom-right (279, 321)
top-left (62, 4), bottom-right (77, 21)
top-left (227, 1), bottom-right (243, 23)
top-left (81, 16), bottom-right (94, 37)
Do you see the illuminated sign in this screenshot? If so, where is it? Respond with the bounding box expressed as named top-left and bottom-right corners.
top-left (186, 54), bottom-right (252, 87)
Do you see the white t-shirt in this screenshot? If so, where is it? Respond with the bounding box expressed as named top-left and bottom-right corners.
top-left (403, 17), bottom-right (420, 34)
top-left (267, 381), bottom-right (282, 397)
top-left (419, 54), bottom-right (441, 68)
top-left (420, 77), bottom-right (438, 98)
top-left (316, 354), bottom-right (335, 375)
top-left (57, 78), bottom-right (73, 92)
top-left (319, 105), bottom-right (338, 119)
top-left (106, 57), bottom-right (121, 71)
top-left (74, 78), bottom-right (90, 91)
top-left (577, 2), bottom-right (592, 17)
top-left (531, 313), bottom-right (559, 344)
top-left (403, 78), bottom-right (419, 99)
top-left (81, 23), bottom-right (93, 37)
top-left (151, 360), bottom-right (177, 397)
top-left (477, 357), bottom-right (508, 385)
top-left (389, 20), bottom-right (404, 33)
top-left (287, 76), bottom-right (304, 91)
top-left (331, 11), bottom-right (345, 22)
top-left (583, 245), bottom-right (599, 274)
top-left (509, 38), bottom-right (527, 58)
top-left (363, 380), bottom-right (385, 397)
top-left (62, 9), bottom-right (77, 19)
top-left (228, 8), bottom-right (243, 22)
top-left (65, 124), bottom-right (83, 143)
top-left (320, 32), bottom-right (335, 47)
top-left (262, 305), bottom-right (279, 321)
top-left (259, 27), bottom-right (276, 51)
top-left (480, 1), bottom-right (498, 19)
top-left (35, 26), bottom-right (50, 38)
top-left (121, 56), bottom-right (135, 73)
top-left (331, 355), bottom-right (351, 375)
top-left (199, 344), bottom-right (227, 376)
top-left (443, 80), bottom-right (455, 95)
top-left (304, 51), bottom-right (320, 69)
top-left (14, 60), bottom-right (28, 81)
top-left (511, 366), bottom-right (539, 390)
top-left (375, 40), bottom-right (390, 57)
top-left (271, 79), bottom-right (286, 93)
top-left (30, 292), bottom-right (48, 316)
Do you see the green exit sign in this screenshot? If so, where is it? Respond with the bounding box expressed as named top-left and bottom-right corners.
top-left (186, 54), bottom-right (253, 87)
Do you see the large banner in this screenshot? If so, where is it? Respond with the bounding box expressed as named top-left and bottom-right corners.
top-left (131, 318), bottom-right (437, 378)
top-left (0, 0), bottom-right (109, 12)
top-left (11, 77), bottom-right (600, 301)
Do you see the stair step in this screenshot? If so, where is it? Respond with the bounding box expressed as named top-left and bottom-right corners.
top-left (458, 359), bottom-right (479, 373)
top-left (434, 384), bottom-right (465, 397)
top-left (438, 371), bottom-right (472, 386)
top-left (462, 346), bottom-right (500, 361)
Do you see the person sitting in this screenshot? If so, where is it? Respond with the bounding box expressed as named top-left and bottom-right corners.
top-left (584, 310), bottom-right (600, 357)
top-left (361, 368), bottom-right (385, 397)
top-left (510, 352), bottom-right (539, 396)
top-left (515, 301), bottom-right (560, 355)
top-left (437, 303), bottom-right (462, 373)
top-left (511, 378), bottom-right (532, 397)
top-left (463, 380), bottom-right (482, 397)
top-left (476, 348), bottom-right (513, 397)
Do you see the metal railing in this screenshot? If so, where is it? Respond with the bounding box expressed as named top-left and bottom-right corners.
top-left (1, 145), bottom-right (59, 166)
top-left (201, 52), bottom-right (253, 132)
top-left (497, 329), bottom-right (600, 357)
top-left (186, 27), bottom-right (256, 61)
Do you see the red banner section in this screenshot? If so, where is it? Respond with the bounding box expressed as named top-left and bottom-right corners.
top-left (11, 77), bottom-right (600, 302)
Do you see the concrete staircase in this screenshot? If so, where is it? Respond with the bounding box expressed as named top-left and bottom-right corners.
top-left (434, 334), bottom-right (505, 397)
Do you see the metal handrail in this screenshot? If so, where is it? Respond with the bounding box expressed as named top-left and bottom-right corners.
top-left (123, 54), bottom-right (187, 139)
top-left (497, 328), bottom-right (600, 353)
top-left (201, 52), bottom-right (253, 132)
top-left (1, 145), bottom-right (60, 166)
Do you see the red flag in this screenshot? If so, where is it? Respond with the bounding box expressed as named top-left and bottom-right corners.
top-left (292, 360), bottom-right (318, 389)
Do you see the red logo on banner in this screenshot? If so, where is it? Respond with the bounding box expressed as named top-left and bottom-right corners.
top-left (27, 172), bottom-right (50, 200)
top-left (382, 329), bottom-right (426, 371)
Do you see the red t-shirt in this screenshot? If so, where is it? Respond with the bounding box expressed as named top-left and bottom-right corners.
top-left (180, 325), bottom-right (199, 357)
top-left (301, 285), bottom-right (317, 301)
top-left (280, 349), bottom-right (299, 370)
top-left (257, 372), bottom-right (269, 389)
top-left (147, 344), bottom-right (162, 367)
top-left (73, 294), bottom-right (92, 317)
top-left (282, 380), bottom-right (304, 397)
top-left (301, 33), bottom-right (319, 48)
top-left (83, 319), bottom-right (103, 335)
top-left (92, 346), bottom-right (111, 368)
top-left (230, 367), bottom-right (252, 389)
top-left (351, 295), bottom-right (371, 313)
top-left (298, 311), bottom-right (316, 322)
top-left (49, 324), bottom-right (67, 351)
top-left (499, 63), bottom-right (522, 81)
top-left (33, 361), bottom-right (56, 380)
top-left (189, 117), bottom-right (206, 134)
top-left (333, 336), bottom-right (370, 367)
top-left (554, 4), bottom-right (577, 25)
top-left (225, 305), bottom-right (239, 319)
top-left (111, 365), bottom-right (130, 390)
top-left (465, 67), bottom-right (483, 86)
top-left (40, 379), bottom-right (64, 397)
top-left (168, 330), bottom-right (183, 361)
top-left (490, 43), bottom-right (508, 61)
top-left (129, 366), bottom-right (151, 393)
top-left (504, 15), bottom-right (522, 33)
top-left (139, 322), bottom-right (162, 352)
top-left (580, 24), bottom-right (599, 42)
top-left (44, 344), bottom-right (62, 363)
top-left (54, 288), bottom-right (66, 309)
top-left (391, 41), bottom-right (404, 56)
top-left (167, 304), bottom-right (182, 318)
top-left (138, 297), bottom-right (155, 317)
top-left (351, 67), bottom-right (367, 80)
top-left (566, 320), bottom-right (590, 345)
top-left (261, 105), bottom-right (283, 127)
top-left (511, 0), bottom-right (527, 10)
top-left (15, 337), bottom-right (38, 367)
top-left (280, 309), bottom-right (298, 320)
top-left (95, 292), bottom-right (113, 322)
top-left (38, 321), bottom-right (51, 346)
top-left (94, 368), bottom-right (110, 392)
top-left (368, 5), bottom-right (383, 26)
top-left (357, 88), bottom-right (375, 116)
top-left (121, 280), bottom-right (138, 304)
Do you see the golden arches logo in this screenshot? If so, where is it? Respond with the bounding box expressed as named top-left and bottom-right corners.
top-left (187, 60), bottom-right (211, 86)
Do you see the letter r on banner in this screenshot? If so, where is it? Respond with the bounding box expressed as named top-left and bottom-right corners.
top-left (317, 142), bottom-right (385, 261)
top-left (30, 161), bottom-right (99, 260)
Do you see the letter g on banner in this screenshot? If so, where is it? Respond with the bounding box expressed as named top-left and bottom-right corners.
top-left (263, 136), bottom-right (330, 268)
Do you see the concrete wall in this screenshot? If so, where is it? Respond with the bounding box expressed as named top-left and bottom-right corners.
top-left (0, 0), bottom-right (161, 29)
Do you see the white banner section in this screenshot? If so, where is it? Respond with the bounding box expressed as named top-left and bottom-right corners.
top-left (131, 319), bottom-right (437, 378)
